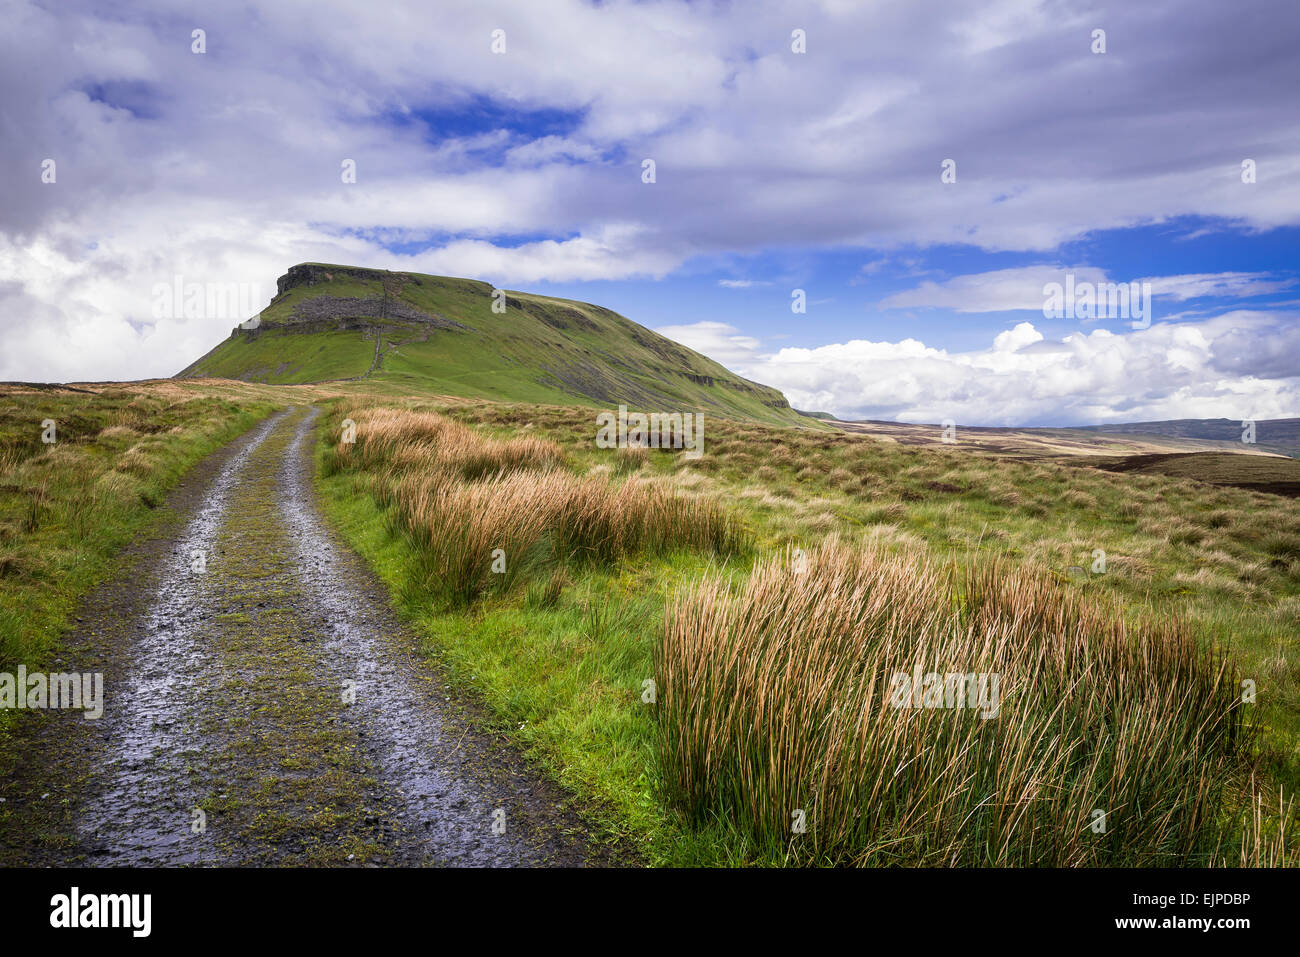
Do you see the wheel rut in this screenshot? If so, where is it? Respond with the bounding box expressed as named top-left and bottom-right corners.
top-left (0, 406), bottom-right (596, 867)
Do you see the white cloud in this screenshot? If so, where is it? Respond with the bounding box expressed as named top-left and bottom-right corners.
top-left (3, 0), bottom-right (1300, 387)
top-left (409, 224), bottom-right (679, 284)
top-left (879, 266), bottom-right (1108, 312)
top-left (666, 313), bottom-right (1300, 426)
top-left (992, 321), bottom-right (1044, 352)
top-left (879, 267), bottom-right (1293, 314)
top-left (653, 321), bottom-right (763, 367)
top-left (1138, 272), bottom-right (1297, 301)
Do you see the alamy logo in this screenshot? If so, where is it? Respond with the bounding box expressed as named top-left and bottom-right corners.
top-left (887, 667), bottom-right (1000, 719)
top-left (50, 887), bottom-right (151, 937)
top-left (1042, 273), bottom-right (1152, 329)
top-left (151, 275), bottom-right (263, 320)
top-left (0, 666), bottom-right (103, 719)
top-left (595, 405), bottom-right (704, 459)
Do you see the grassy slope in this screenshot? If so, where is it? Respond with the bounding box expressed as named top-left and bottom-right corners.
top-left (316, 394), bottom-right (1300, 865)
top-left (1080, 418), bottom-right (1300, 458)
top-left (1095, 451), bottom-right (1300, 489)
top-left (181, 264), bottom-right (813, 429)
top-left (185, 329), bottom-right (376, 385)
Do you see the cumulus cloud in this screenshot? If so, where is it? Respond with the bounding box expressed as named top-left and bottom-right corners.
top-left (673, 314), bottom-right (1300, 426)
top-left (2, 0), bottom-right (1299, 386)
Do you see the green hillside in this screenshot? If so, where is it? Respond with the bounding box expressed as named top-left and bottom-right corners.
top-left (177, 263), bottom-right (810, 427)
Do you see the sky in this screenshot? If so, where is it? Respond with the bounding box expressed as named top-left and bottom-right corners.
top-left (2, 0), bottom-right (1298, 426)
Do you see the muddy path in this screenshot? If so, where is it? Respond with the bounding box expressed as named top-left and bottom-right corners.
top-left (0, 406), bottom-right (602, 866)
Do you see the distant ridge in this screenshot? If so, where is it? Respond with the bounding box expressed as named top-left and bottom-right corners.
top-left (1079, 417), bottom-right (1300, 458)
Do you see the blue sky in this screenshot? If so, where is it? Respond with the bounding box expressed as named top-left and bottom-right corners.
top-left (533, 221), bottom-right (1300, 353)
top-left (2, 0), bottom-right (1298, 425)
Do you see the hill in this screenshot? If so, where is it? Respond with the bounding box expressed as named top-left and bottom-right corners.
top-left (1078, 417), bottom-right (1300, 458)
top-left (176, 263), bottom-right (809, 427)
top-left (1091, 450), bottom-right (1300, 498)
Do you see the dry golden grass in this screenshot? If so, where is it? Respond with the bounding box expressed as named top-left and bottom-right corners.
top-left (332, 405), bottom-right (564, 479)
top-left (326, 404), bottom-right (745, 605)
top-left (656, 537), bottom-right (1244, 865)
top-left (1234, 780), bottom-right (1295, 867)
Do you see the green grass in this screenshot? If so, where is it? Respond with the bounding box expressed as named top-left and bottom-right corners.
top-left (658, 540), bottom-right (1244, 866)
top-left (186, 328), bottom-right (376, 384)
top-left (316, 395), bottom-right (1300, 865)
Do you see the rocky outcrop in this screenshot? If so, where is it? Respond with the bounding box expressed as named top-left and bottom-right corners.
top-left (275, 263), bottom-right (395, 297)
top-left (505, 295), bottom-right (601, 333)
top-left (286, 295), bottom-right (463, 329)
top-left (681, 371), bottom-right (716, 387)
top-left (263, 264), bottom-right (467, 332)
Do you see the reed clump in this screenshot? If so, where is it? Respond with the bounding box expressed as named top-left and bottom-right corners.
top-left (656, 537), bottom-right (1244, 866)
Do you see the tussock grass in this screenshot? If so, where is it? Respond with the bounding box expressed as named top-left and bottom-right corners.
top-left (325, 404), bottom-right (745, 606)
top-left (614, 444), bottom-right (648, 475)
top-left (657, 537), bottom-right (1244, 866)
top-left (325, 405), bottom-right (563, 480)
